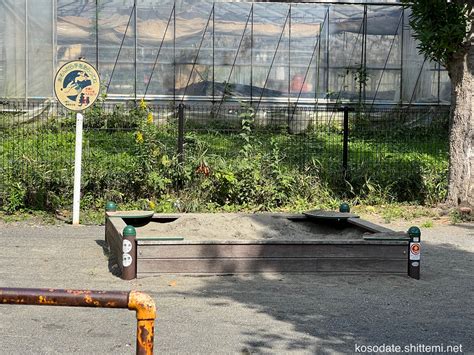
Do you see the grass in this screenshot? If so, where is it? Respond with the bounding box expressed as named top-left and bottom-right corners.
top-left (0, 107), bottom-right (450, 217)
top-left (420, 220), bottom-right (434, 228)
top-left (354, 203), bottom-right (440, 223)
top-left (0, 210), bottom-right (58, 224)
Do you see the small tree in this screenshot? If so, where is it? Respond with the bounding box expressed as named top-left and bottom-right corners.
top-left (403, 0), bottom-right (473, 206)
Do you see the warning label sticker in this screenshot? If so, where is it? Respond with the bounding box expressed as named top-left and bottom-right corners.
top-left (410, 242), bottom-right (421, 260)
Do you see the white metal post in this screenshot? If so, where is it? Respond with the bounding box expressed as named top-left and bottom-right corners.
top-left (25, 0), bottom-right (28, 104)
top-left (72, 112), bottom-right (84, 225)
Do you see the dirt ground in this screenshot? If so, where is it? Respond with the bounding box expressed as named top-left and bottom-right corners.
top-left (0, 214), bottom-right (472, 354)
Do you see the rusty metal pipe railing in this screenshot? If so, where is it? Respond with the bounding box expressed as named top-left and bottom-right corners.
top-left (0, 287), bottom-right (156, 355)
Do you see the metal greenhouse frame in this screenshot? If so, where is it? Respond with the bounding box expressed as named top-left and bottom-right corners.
top-left (0, 0), bottom-right (450, 106)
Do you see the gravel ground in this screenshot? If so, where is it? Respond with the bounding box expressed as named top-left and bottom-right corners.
top-left (0, 218), bottom-right (472, 354)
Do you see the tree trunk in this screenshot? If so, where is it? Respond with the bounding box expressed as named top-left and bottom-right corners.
top-left (446, 32), bottom-right (473, 206)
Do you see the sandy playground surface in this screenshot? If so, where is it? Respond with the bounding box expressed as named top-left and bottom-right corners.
top-left (134, 213), bottom-right (368, 241)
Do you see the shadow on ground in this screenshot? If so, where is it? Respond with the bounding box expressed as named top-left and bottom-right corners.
top-left (96, 240), bottom-right (121, 277)
top-left (171, 242), bottom-right (473, 353)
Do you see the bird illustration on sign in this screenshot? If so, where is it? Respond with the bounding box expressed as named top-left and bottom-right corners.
top-left (54, 60), bottom-right (100, 111)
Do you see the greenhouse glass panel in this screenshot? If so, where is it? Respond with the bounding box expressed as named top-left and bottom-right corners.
top-left (328, 5), bottom-right (364, 101)
top-left (2, 0), bottom-right (27, 98)
top-left (214, 2), bottom-right (253, 101)
top-left (288, 4), bottom-right (324, 101)
top-left (400, 8), bottom-right (438, 103)
top-left (365, 6), bottom-right (402, 102)
top-left (439, 68), bottom-right (451, 104)
top-left (28, 0), bottom-right (54, 98)
top-left (175, 0), bottom-right (213, 99)
top-left (252, 3), bottom-right (289, 102)
top-left (136, 0), bottom-right (175, 98)
top-left (314, 6), bottom-right (329, 101)
top-left (99, 0), bottom-right (136, 98)
top-left (57, 1), bottom-right (96, 69)
top-left (404, 59), bottom-right (438, 103)
top-left (427, 61), bottom-right (441, 103)
top-left (365, 6), bottom-right (402, 67)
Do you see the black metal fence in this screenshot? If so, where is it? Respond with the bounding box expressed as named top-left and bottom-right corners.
top-left (0, 100), bottom-right (450, 209)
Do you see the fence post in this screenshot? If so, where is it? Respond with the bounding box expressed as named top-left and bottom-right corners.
top-left (338, 106), bottom-right (352, 178)
top-left (72, 112), bottom-right (84, 225)
top-left (177, 103), bottom-right (185, 165)
top-left (342, 106), bottom-right (349, 176)
top-left (408, 226), bottom-right (421, 280)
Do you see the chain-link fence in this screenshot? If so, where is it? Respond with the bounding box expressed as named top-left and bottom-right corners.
top-left (0, 100), bottom-right (450, 210)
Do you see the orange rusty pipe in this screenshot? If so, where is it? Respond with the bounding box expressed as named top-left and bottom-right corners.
top-left (0, 288), bottom-right (129, 308)
top-left (0, 287), bottom-right (156, 355)
top-left (128, 291), bottom-right (156, 355)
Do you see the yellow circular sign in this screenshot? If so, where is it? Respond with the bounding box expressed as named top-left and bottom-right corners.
top-left (54, 60), bottom-right (100, 111)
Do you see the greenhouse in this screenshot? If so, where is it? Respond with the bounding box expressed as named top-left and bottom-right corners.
top-left (0, 0), bottom-right (450, 105)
